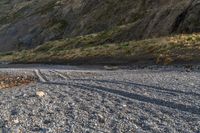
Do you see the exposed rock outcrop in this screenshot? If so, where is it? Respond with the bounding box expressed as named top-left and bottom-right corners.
top-left (0, 0), bottom-right (199, 52)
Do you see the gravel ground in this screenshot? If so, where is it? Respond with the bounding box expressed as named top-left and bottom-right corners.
top-left (0, 65), bottom-right (200, 133)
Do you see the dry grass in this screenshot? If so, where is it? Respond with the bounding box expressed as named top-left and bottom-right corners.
top-left (1, 33), bottom-right (200, 65)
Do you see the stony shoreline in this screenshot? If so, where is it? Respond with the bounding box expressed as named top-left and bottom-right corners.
top-left (0, 66), bottom-right (199, 132)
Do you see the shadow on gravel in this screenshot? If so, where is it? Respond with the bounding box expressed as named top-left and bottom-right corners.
top-left (42, 81), bottom-right (200, 115)
top-left (72, 79), bottom-right (200, 97)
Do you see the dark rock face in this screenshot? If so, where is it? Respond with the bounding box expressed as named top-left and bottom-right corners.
top-left (175, 0), bottom-right (200, 33)
top-left (0, 0), bottom-right (199, 52)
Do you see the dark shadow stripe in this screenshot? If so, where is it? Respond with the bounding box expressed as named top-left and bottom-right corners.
top-left (42, 81), bottom-right (200, 115)
top-left (72, 78), bottom-right (200, 97)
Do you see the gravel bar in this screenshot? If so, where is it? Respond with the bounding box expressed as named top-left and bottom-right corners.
top-left (0, 65), bottom-right (200, 133)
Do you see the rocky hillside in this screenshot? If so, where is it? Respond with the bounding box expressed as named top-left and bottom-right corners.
top-left (0, 0), bottom-right (199, 52)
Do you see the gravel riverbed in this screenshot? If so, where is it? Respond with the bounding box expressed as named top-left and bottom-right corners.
top-left (0, 65), bottom-right (200, 133)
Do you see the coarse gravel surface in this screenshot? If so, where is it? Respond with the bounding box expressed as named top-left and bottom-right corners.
top-left (0, 64), bottom-right (200, 133)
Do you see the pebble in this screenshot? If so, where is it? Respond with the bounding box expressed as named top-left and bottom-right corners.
top-left (36, 91), bottom-right (45, 97)
top-left (0, 120), bottom-right (4, 127)
top-left (122, 104), bottom-right (127, 107)
top-left (13, 119), bottom-right (19, 124)
top-left (97, 114), bottom-right (105, 123)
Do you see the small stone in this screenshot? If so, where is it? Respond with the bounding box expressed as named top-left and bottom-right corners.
top-left (104, 66), bottom-right (119, 70)
top-left (133, 123), bottom-right (138, 129)
top-left (0, 120), bottom-right (4, 127)
top-left (13, 119), bottom-right (19, 124)
top-left (43, 119), bottom-right (51, 124)
top-left (69, 102), bottom-right (75, 107)
top-left (32, 126), bottom-right (47, 132)
top-left (122, 104), bottom-right (127, 107)
top-left (11, 109), bottom-right (18, 115)
top-left (98, 114), bottom-right (105, 123)
top-left (36, 91), bottom-right (45, 97)
top-left (94, 123), bottom-right (98, 126)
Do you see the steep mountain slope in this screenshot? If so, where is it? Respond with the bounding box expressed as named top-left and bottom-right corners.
top-left (0, 0), bottom-right (199, 52)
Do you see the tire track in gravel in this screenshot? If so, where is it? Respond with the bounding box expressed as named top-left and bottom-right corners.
top-left (34, 69), bottom-right (48, 82)
top-left (40, 70), bottom-right (200, 115)
top-left (46, 70), bottom-right (200, 107)
top-left (49, 70), bottom-right (71, 80)
top-left (34, 69), bottom-right (77, 132)
top-left (50, 70), bottom-right (200, 98)
top-left (70, 79), bottom-right (200, 97)
top-left (43, 81), bottom-right (200, 115)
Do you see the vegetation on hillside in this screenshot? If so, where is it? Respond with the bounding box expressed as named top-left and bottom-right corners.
top-left (0, 33), bottom-right (200, 65)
